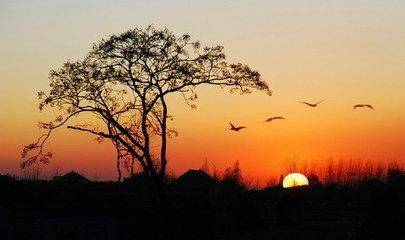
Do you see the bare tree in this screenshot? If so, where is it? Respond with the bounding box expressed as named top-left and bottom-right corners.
top-left (21, 25), bottom-right (271, 192)
top-left (223, 160), bottom-right (243, 186)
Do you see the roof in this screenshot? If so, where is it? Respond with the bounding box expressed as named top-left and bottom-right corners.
top-left (53, 171), bottom-right (90, 183)
top-left (174, 169), bottom-right (215, 187)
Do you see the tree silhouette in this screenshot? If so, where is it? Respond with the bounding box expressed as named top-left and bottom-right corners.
top-left (21, 25), bottom-right (271, 190)
top-left (223, 161), bottom-right (243, 186)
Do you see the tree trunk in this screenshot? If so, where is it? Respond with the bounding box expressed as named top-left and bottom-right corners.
top-left (130, 157), bottom-right (135, 176)
top-left (116, 155), bottom-right (122, 182)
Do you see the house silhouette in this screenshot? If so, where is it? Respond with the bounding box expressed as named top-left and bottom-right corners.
top-left (174, 170), bottom-right (215, 187)
top-left (52, 171), bottom-right (90, 183)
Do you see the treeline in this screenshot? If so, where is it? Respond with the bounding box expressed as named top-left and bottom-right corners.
top-left (197, 157), bottom-right (405, 189)
top-left (1, 157), bottom-right (404, 189)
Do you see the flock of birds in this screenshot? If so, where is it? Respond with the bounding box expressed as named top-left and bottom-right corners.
top-left (229, 100), bottom-right (374, 132)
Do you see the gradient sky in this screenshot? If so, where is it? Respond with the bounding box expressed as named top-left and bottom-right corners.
top-left (1, 0), bottom-right (404, 181)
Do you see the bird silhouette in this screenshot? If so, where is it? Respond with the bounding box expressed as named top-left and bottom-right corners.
top-left (353, 104), bottom-right (374, 111)
top-left (300, 100), bottom-right (325, 107)
top-left (229, 122), bottom-right (246, 132)
top-left (264, 116), bottom-right (285, 123)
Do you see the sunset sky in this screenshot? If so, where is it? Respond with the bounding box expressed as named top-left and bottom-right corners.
top-left (1, 0), bottom-right (404, 181)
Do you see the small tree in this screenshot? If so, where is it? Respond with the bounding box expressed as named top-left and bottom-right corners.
top-left (21, 25), bottom-right (271, 192)
top-left (223, 161), bottom-right (243, 185)
top-left (200, 158), bottom-right (209, 174)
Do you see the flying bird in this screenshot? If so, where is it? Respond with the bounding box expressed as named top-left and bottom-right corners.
top-left (353, 104), bottom-right (374, 111)
top-left (229, 122), bottom-right (246, 132)
top-left (264, 116), bottom-right (285, 123)
top-left (300, 100), bottom-right (325, 107)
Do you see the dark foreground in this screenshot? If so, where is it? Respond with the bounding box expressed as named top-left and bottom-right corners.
top-left (0, 170), bottom-right (404, 240)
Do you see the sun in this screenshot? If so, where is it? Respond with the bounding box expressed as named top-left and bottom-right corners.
top-left (282, 173), bottom-right (309, 188)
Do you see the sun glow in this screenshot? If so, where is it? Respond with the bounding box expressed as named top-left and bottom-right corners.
top-left (282, 173), bottom-right (309, 188)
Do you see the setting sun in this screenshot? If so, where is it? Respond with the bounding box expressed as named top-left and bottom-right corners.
top-left (282, 173), bottom-right (309, 188)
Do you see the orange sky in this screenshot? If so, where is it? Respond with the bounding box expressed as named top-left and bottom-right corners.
top-left (1, 1), bottom-right (404, 182)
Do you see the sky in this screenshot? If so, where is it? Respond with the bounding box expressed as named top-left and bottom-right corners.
top-left (1, 0), bottom-right (404, 181)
